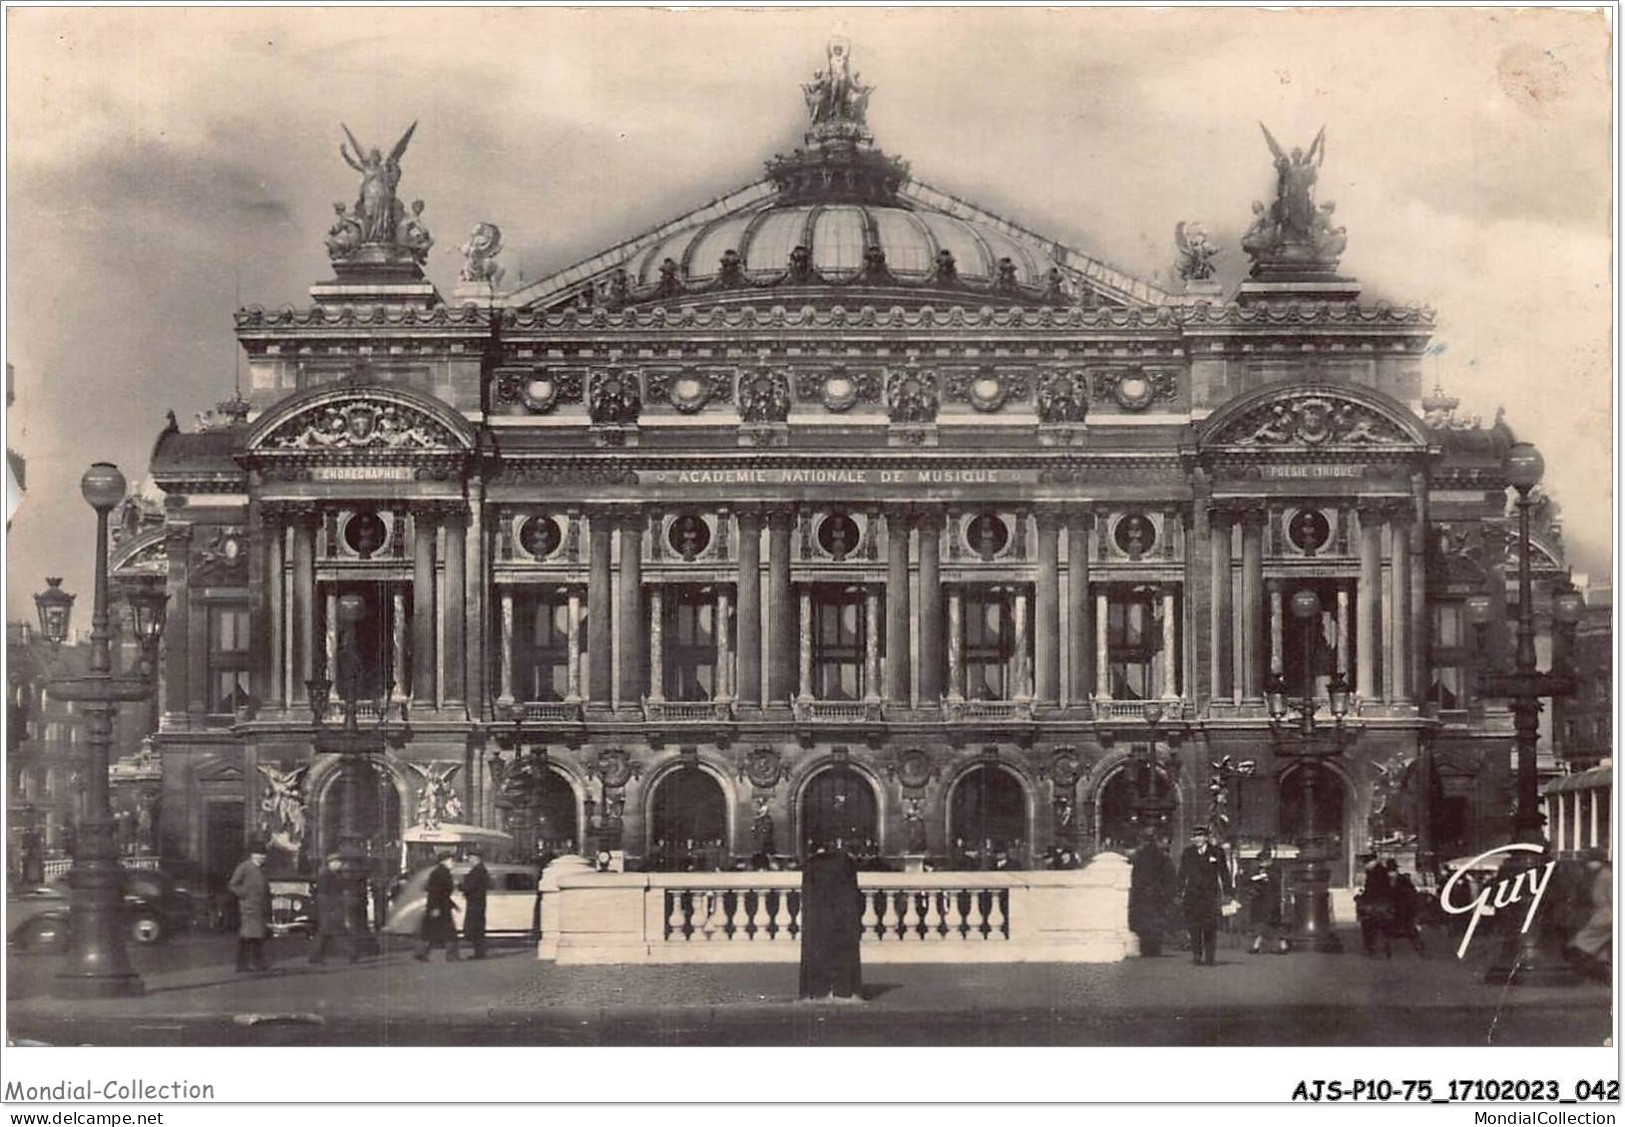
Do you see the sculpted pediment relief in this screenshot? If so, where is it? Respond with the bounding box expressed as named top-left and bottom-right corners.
top-left (260, 398), bottom-right (458, 452)
top-left (1201, 385), bottom-right (1427, 451)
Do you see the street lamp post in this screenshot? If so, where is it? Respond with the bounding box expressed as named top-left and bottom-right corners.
top-left (32, 464), bottom-right (167, 998)
top-left (1135, 701), bottom-right (1179, 835)
top-left (1479, 442), bottom-right (1581, 985)
top-left (1267, 587), bottom-right (1351, 954)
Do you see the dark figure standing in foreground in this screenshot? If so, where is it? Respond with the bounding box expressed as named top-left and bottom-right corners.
top-left (415, 852), bottom-right (461, 962)
top-left (1129, 829), bottom-right (1177, 957)
top-left (461, 850), bottom-right (491, 959)
top-left (799, 840), bottom-right (863, 1001)
top-left (1245, 845), bottom-right (1289, 955)
top-left (309, 854), bottom-right (359, 964)
top-left (1358, 857), bottom-right (1394, 957)
top-left (1178, 825), bottom-right (1233, 966)
top-left (228, 845), bottom-right (273, 972)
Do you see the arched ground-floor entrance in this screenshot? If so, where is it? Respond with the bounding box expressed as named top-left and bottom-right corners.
top-left (1279, 762), bottom-right (1350, 887)
top-left (798, 766), bottom-right (879, 857)
top-left (948, 765), bottom-right (1029, 870)
top-left (1096, 762), bottom-right (1179, 854)
top-left (315, 758), bottom-right (403, 870)
top-left (498, 765), bottom-right (579, 861)
top-left (647, 767), bottom-right (729, 870)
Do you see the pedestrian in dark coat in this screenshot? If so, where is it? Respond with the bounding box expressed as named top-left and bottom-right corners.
top-left (798, 841), bottom-right (863, 1001)
top-left (1177, 825), bottom-right (1233, 966)
top-left (1129, 831), bottom-right (1176, 957)
top-left (1388, 870), bottom-right (1426, 957)
top-left (309, 855), bottom-right (357, 964)
top-left (461, 851), bottom-right (491, 959)
top-left (1358, 858), bottom-right (1394, 956)
top-left (228, 847), bottom-right (273, 972)
top-left (1246, 846), bottom-right (1289, 955)
top-left (415, 853), bottom-right (461, 962)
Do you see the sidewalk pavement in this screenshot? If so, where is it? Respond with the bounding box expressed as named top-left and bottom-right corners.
top-left (5, 925), bottom-right (1612, 1046)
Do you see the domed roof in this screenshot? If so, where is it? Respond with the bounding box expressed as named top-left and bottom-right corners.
top-left (629, 201), bottom-right (1060, 290)
top-left (504, 40), bottom-right (1172, 314)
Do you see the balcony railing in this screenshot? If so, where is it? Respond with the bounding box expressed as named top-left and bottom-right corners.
top-left (1090, 699), bottom-right (1190, 721)
top-left (792, 699), bottom-right (884, 723)
top-left (642, 700), bottom-right (735, 723)
top-left (944, 699), bottom-right (1034, 722)
top-left (519, 701), bottom-right (584, 723)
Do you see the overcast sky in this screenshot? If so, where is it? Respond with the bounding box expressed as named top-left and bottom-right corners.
top-left (5, 6), bottom-right (1612, 617)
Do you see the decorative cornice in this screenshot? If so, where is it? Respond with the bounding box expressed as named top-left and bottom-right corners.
top-left (500, 301), bottom-right (1434, 334)
top-left (236, 304), bottom-right (489, 330)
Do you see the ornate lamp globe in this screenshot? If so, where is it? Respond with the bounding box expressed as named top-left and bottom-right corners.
top-left (1290, 588), bottom-right (1322, 620)
top-left (1505, 442), bottom-right (1545, 494)
top-left (1553, 588), bottom-right (1585, 626)
top-left (34, 577), bottom-right (76, 644)
top-left (80, 462), bottom-right (128, 512)
top-left (122, 585), bottom-right (170, 648)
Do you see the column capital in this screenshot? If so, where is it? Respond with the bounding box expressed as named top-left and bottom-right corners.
top-left (1034, 507), bottom-right (1066, 533)
top-left (733, 504), bottom-right (766, 529)
top-left (1063, 506), bottom-right (1095, 530)
top-left (266, 501), bottom-right (324, 526)
top-left (1356, 497), bottom-right (1409, 521)
top-left (1238, 508), bottom-right (1268, 532)
top-left (763, 504), bottom-right (798, 530)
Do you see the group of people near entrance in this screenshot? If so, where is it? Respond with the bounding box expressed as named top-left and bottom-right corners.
top-left (225, 844), bottom-right (494, 971)
top-left (1129, 825), bottom-right (1292, 963)
top-left (1355, 857), bottom-right (1426, 958)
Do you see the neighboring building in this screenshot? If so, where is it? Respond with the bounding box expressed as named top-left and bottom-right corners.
top-left (133, 42), bottom-right (1580, 888)
top-left (1558, 582), bottom-right (1612, 771)
top-left (6, 621), bottom-right (156, 879)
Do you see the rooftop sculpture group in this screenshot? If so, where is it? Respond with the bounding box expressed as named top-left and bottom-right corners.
top-left (1242, 124), bottom-right (1347, 274)
top-left (326, 122), bottom-right (433, 267)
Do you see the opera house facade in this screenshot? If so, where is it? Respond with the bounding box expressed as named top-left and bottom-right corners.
top-left (124, 42), bottom-right (1570, 891)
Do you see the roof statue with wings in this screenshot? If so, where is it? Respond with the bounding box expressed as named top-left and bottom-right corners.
top-left (1174, 221), bottom-right (1219, 282)
top-left (329, 122), bottom-right (429, 266)
top-left (1243, 124), bottom-right (1347, 273)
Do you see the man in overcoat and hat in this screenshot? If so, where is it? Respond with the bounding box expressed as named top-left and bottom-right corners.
top-left (1177, 825), bottom-right (1233, 966)
top-left (415, 851), bottom-right (461, 962)
top-left (228, 844), bottom-right (273, 972)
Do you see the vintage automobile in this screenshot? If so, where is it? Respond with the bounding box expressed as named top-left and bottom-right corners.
top-left (6, 869), bottom-right (192, 951)
top-left (382, 860), bottom-right (542, 940)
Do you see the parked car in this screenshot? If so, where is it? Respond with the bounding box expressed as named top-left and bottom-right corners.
top-left (7, 869), bottom-right (191, 951)
top-left (383, 861), bottom-right (540, 940)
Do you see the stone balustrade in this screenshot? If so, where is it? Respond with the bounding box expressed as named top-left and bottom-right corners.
top-left (537, 853), bottom-right (1133, 965)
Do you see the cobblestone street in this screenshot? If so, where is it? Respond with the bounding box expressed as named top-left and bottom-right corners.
top-left (6, 925), bottom-right (1611, 1046)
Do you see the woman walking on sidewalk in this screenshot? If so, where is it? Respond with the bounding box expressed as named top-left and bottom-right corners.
top-left (1246, 845), bottom-right (1289, 955)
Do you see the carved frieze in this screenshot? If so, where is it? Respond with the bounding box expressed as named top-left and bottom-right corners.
top-left (885, 369), bottom-right (939, 425)
top-left (1035, 370), bottom-right (1089, 424)
top-left (262, 400), bottom-right (458, 451)
top-left (588, 369), bottom-right (642, 425)
top-left (796, 365), bottom-right (880, 411)
top-left (944, 368), bottom-right (1030, 412)
top-left (1222, 396), bottom-right (1410, 447)
top-left (1091, 366), bottom-right (1179, 411)
top-left (493, 367), bottom-right (584, 414)
top-left (648, 369), bottom-right (732, 414)
top-left (737, 368), bottom-right (792, 423)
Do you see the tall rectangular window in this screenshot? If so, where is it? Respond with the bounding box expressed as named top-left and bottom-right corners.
top-left (522, 595), bottom-right (572, 702)
top-left (1429, 601), bottom-right (1466, 709)
top-left (208, 606), bottom-right (252, 713)
top-left (963, 587), bottom-right (1021, 701)
top-left (665, 587), bottom-right (716, 701)
top-left (1106, 589), bottom-right (1158, 700)
top-left (813, 587), bottom-right (866, 701)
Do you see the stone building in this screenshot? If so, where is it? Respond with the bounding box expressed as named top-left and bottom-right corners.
top-left (132, 42), bottom-right (1575, 888)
